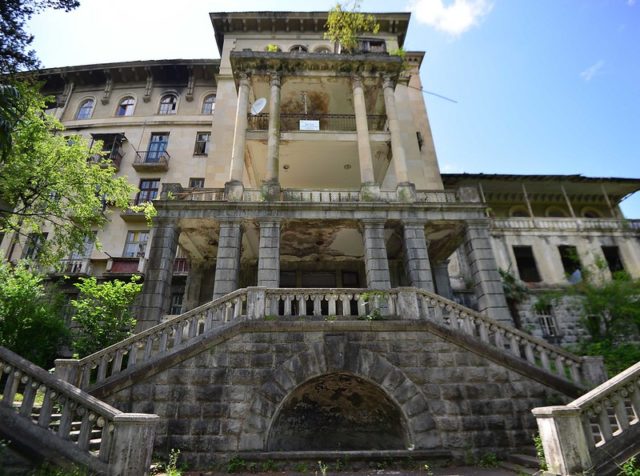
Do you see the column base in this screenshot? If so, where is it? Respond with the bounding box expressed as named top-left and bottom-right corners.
top-left (260, 180), bottom-right (281, 201)
top-left (360, 183), bottom-right (380, 201)
top-left (225, 180), bottom-right (244, 201)
top-left (396, 182), bottom-right (416, 202)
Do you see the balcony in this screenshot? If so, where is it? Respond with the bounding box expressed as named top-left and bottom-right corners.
top-left (51, 258), bottom-right (92, 276)
top-left (248, 113), bottom-right (387, 132)
top-left (105, 257), bottom-right (145, 275)
top-left (132, 150), bottom-right (170, 172)
top-left (89, 149), bottom-right (123, 171)
top-left (491, 217), bottom-right (640, 233)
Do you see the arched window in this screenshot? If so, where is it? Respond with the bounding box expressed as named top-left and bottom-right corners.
top-left (158, 94), bottom-right (177, 115)
top-left (116, 97), bottom-right (135, 116)
top-left (509, 206), bottom-right (529, 218)
top-left (290, 45), bottom-right (308, 53)
top-left (202, 94), bottom-right (216, 115)
top-left (545, 206), bottom-right (568, 218)
top-left (314, 45), bottom-right (332, 54)
top-left (582, 207), bottom-right (603, 218)
top-left (76, 99), bottom-right (94, 120)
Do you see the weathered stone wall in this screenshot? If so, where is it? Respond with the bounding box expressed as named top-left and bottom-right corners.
top-left (106, 326), bottom-right (567, 468)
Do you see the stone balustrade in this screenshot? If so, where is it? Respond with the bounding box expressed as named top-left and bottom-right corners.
top-left (492, 217), bottom-right (640, 233)
top-left (0, 347), bottom-right (158, 475)
top-left (175, 187), bottom-right (459, 204)
top-left (532, 361), bottom-right (640, 475)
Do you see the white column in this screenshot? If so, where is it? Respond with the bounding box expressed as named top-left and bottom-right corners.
top-left (352, 75), bottom-right (376, 186)
top-left (263, 72), bottom-right (282, 200)
top-left (383, 75), bottom-right (410, 186)
top-left (227, 73), bottom-right (250, 198)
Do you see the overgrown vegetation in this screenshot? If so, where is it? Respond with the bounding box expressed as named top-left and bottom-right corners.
top-left (0, 260), bottom-right (68, 368)
top-left (499, 268), bottom-right (528, 329)
top-left (533, 433), bottom-right (547, 471)
top-left (620, 456), bottom-right (640, 476)
top-left (324, 1), bottom-right (379, 54)
top-left (71, 276), bottom-right (142, 357)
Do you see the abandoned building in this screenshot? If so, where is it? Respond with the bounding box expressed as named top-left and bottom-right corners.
top-left (1, 10), bottom-right (639, 476)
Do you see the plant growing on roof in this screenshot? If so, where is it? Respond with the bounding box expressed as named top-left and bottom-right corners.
top-left (324, 1), bottom-right (380, 54)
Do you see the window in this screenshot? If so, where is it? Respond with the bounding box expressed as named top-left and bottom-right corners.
top-left (582, 207), bottom-right (602, 218)
top-left (290, 45), bottom-right (308, 53)
top-left (76, 99), bottom-right (94, 120)
top-left (558, 245), bottom-right (581, 282)
top-left (90, 133), bottom-right (125, 163)
top-left (170, 292), bottom-right (184, 315)
top-left (116, 97), bottom-right (135, 116)
top-left (358, 38), bottom-right (386, 53)
top-left (136, 179), bottom-right (160, 204)
top-left (22, 233), bottom-right (47, 260)
top-left (158, 94), bottom-right (177, 115)
top-left (146, 133), bottom-right (169, 162)
top-left (70, 234), bottom-right (95, 260)
top-left (193, 132), bottom-right (210, 156)
top-left (202, 95), bottom-right (216, 114)
top-left (189, 178), bottom-right (205, 188)
top-left (123, 231), bottom-right (149, 258)
top-left (535, 305), bottom-right (559, 337)
top-left (513, 246), bottom-right (541, 282)
top-left (509, 206), bottom-right (529, 218)
top-left (602, 246), bottom-right (624, 274)
top-left (546, 206), bottom-right (568, 218)
top-left (314, 46), bottom-right (332, 54)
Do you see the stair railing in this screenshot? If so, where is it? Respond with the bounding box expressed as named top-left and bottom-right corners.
top-left (532, 361), bottom-right (640, 475)
top-left (0, 347), bottom-right (158, 475)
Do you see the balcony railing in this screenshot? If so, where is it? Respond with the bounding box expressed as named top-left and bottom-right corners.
top-left (248, 113), bottom-right (387, 132)
top-left (58, 258), bottom-right (92, 275)
top-left (492, 217), bottom-right (640, 232)
top-left (105, 257), bottom-right (146, 275)
top-left (132, 150), bottom-right (170, 172)
top-left (89, 149), bottom-right (123, 170)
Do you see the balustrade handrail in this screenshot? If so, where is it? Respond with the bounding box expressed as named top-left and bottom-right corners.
top-left (571, 360), bottom-right (640, 410)
top-left (72, 288), bottom-right (248, 368)
top-left (491, 217), bottom-right (637, 231)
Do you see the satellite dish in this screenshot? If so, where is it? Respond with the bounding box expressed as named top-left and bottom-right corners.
top-left (250, 97), bottom-right (267, 115)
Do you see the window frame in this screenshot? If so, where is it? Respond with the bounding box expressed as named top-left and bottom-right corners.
top-left (202, 94), bottom-right (216, 115)
top-left (188, 178), bottom-right (205, 189)
top-left (512, 245), bottom-right (542, 283)
top-left (22, 233), bottom-right (48, 260)
top-left (123, 230), bottom-right (149, 258)
top-left (75, 98), bottom-right (95, 120)
top-left (158, 94), bottom-right (178, 115)
top-left (535, 305), bottom-right (559, 337)
top-left (193, 131), bottom-right (211, 156)
top-left (116, 96), bottom-right (136, 117)
top-left (136, 179), bottom-right (160, 205)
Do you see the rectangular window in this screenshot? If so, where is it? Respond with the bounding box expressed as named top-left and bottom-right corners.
top-left (513, 246), bottom-right (541, 282)
top-left (536, 305), bottom-right (559, 337)
top-left (189, 178), bottom-right (205, 188)
top-left (358, 38), bottom-right (386, 53)
top-left (146, 133), bottom-right (169, 162)
top-left (136, 179), bottom-right (160, 204)
top-left (558, 245), bottom-right (581, 282)
top-left (170, 292), bottom-right (184, 315)
top-left (22, 233), bottom-right (47, 260)
top-left (602, 246), bottom-right (624, 273)
top-left (69, 233), bottom-right (95, 260)
top-left (90, 133), bottom-right (125, 162)
top-left (123, 231), bottom-right (149, 258)
top-left (193, 132), bottom-right (210, 156)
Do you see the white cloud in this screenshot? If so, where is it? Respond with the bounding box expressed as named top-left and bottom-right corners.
top-left (409, 0), bottom-right (493, 36)
top-left (580, 60), bottom-right (605, 82)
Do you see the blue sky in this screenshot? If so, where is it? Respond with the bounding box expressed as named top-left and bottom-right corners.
top-left (27, 0), bottom-right (640, 216)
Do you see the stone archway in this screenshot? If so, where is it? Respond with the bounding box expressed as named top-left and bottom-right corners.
top-left (267, 372), bottom-right (409, 451)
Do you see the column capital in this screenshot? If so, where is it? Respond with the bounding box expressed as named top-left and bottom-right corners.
top-left (402, 220), bottom-right (426, 229)
top-left (238, 71), bottom-right (251, 84)
top-left (351, 73), bottom-right (363, 89)
top-left (360, 218), bottom-right (387, 227)
top-left (382, 74), bottom-right (396, 90)
top-left (269, 71), bottom-right (281, 87)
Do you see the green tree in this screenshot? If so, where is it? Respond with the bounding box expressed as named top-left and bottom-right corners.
top-left (0, 82), bottom-right (136, 266)
top-left (1, 0), bottom-right (80, 75)
top-left (0, 260), bottom-right (68, 368)
top-left (324, 1), bottom-right (379, 53)
top-left (71, 276), bottom-right (142, 357)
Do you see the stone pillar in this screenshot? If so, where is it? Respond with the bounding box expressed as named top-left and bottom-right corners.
top-left (402, 222), bottom-right (434, 291)
top-left (54, 359), bottom-right (80, 387)
top-left (137, 220), bottom-right (180, 331)
top-left (263, 72), bottom-right (282, 200)
top-left (463, 221), bottom-right (512, 323)
top-left (257, 220), bottom-right (280, 288)
top-left (109, 413), bottom-right (159, 476)
top-left (352, 74), bottom-right (378, 199)
top-left (362, 220), bottom-right (391, 289)
top-left (226, 72), bottom-right (250, 200)
top-left (213, 221), bottom-right (243, 299)
top-left (531, 406), bottom-right (592, 476)
top-left (183, 261), bottom-right (205, 312)
top-left (581, 356), bottom-right (608, 385)
top-left (383, 75), bottom-right (415, 201)
top-left (433, 260), bottom-right (453, 299)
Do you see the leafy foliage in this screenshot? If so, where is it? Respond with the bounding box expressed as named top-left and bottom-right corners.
top-left (0, 0), bottom-right (79, 75)
top-left (0, 82), bottom-right (136, 266)
top-left (499, 268), bottom-right (528, 328)
top-left (324, 1), bottom-right (379, 53)
top-left (71, 276), bottom-right (142, 357)
top-left (0, 260), bottom-right (68, 368)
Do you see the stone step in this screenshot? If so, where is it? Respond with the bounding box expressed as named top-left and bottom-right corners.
top-left (499, 461), bottom-right (540, 475)
top-left (507, 453), bottom-right (540, 468)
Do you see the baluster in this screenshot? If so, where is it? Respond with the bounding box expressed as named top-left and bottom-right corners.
top-left (313, 296), bottom-right (322, 316)
top-left (341, 295), bottom-right (351, 317)
top-left (233, 298), bottom-right (242, 319)
top-left (387, 293), bottom-right (396, 315)
top-left (80, 365), bottom-right (91, 389)
top-left (57, 398), bottom-right (74, 439)
top-left (328, 295), bottom-right (337, 315)
top-left (2, 368), bottom-right (19, 404)
top-left (112, 349), bottom-right (124, 374)
top-left (449, 310), bottom-right (459, 330)
top-left (373, 294), bottom-right (381, 316)
top-left (143, 335), bottom-right (154, 361)
top-left (77, 410), bottom-right (93, 450)
top-left (19, 377), bottom-right (37, 417)
top-left (127, 343), bottom-right (137, 367)
top-left (188, 316), bottom-right (198, 338)
top-left (96, 355), bottom-right (109, 382)
top-left (284, 295), bottom-right (292, 315)
top-left (98, 418), bottom-right (113, 462)
top-left (510, 334), bottom-right (521, 357)
top-left (357, 296), bottom-right (366, 317)
top-left (433, 303), bottom-right (443, 323)
top-left (581, 411), bottom-right (597, 450)
top-left (555, 355), bottom-right (565, 378)
top-left (523, 342), bottom-right (535, 363)
top-left (539, 348), bottom-right (551, 371)
top-left (478, 321), bottom-right (489, 343)
top-left (204, 309), bottom-right (214, 331)
top-left (631, 386), bottom-right (640, 423)
top-left (173, 323), bottom-right (184, 346)
top-left (224, 302), bottom-right (233, 321)
top-left (614, 395), bottom-right (630, 431)
top-left (38, 387), bottom-right (54, 428)
top-left (569, 361), bottom-right (581, 383)
top-left (159, 329), bottom-right (169, 352)
top-left (296, 294), bottom-right (305, 316)
top-left (494, 328), bottom-right (505, 350)
top-left (597, 404), bottom-right (614, 443)
top-left (462, 313), bottom-right (475, 335)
